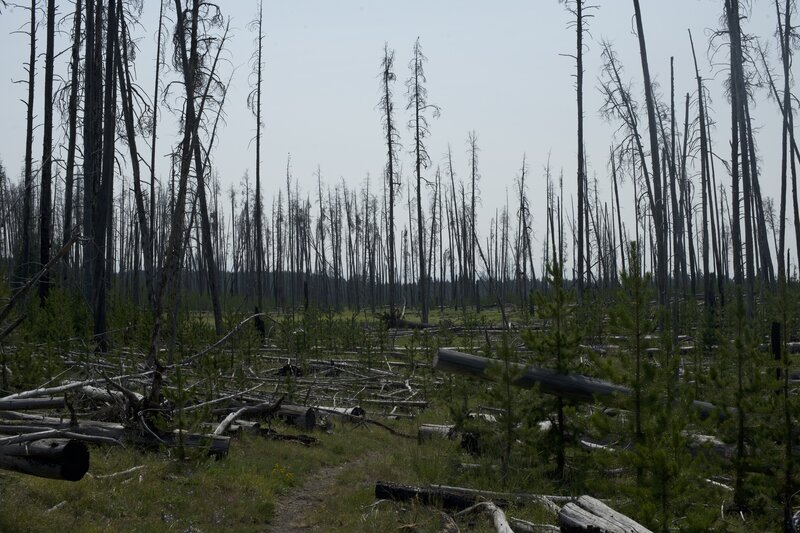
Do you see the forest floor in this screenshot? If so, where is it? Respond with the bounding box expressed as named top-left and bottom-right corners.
top-left (0, 303), bottom-right (776, 531)
top-left (267, 450), bottom-right (382, 532)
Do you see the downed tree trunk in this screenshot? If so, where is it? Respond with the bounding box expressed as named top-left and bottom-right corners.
top-left (277, 405), bottom-right (317, 430)
top-left (361, 399), bottom-right (428, 408)
top-left (77, 385), bottom-right (143, 405)
top-left (376, 480), bottom-right (489, 509)
top-left (559, 495), bottom-right (651, 532)
top-left (417, 423), bottom-right (456, 443)
top-left (315, 406), bottom-right (365, 422)
top-left (213, 397), bottom-right (284, 436)
top-left (0, 413), bottom-right (229, 457)
top-left (434, 349), bottom-right (628, 403)
top-left (0, 438), bottom-right (89, 481)
top-left (455, 502), bottom-right (513, 533)
top-left (214, 400), bottom-right (313, 430)
top-left (375, 481), bottom-right (570, 511)
top-left (433, 349), bottom-right (725, 419)
top-left (0, 397), bottom-right (66, 411)
top-left (218, 420), bottom-right (318, 445)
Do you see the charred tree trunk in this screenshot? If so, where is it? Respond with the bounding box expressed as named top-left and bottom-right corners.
top-left (632, 0), bottom-right (667, 308)
top-left (62, 0), bottom-right (82, 268)
top-left (20, 0), bottom-right (36, 283)
top-left (37, 0), bottom-right (56, 303)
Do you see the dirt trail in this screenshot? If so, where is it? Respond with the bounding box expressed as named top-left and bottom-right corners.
top-left (268, 453), bottom-right (378, 532)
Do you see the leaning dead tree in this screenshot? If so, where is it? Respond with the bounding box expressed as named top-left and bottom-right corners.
top-left (631, 0), bottom-right (668, 309)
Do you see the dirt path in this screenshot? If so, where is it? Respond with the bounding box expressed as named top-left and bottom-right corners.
top-left (268, 453), bottom-right (377, 532)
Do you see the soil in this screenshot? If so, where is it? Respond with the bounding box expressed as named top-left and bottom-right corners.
top-left (268, 453), bottom-right (378, 532)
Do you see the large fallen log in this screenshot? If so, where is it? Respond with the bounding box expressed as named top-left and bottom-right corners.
top-left (276, 405), bottom-right (317, 430)
top-left (376, 481), bottom-right (490, 510)
top-left (213, 397), bottom-right (284, 436)
top-left (374, 481), bottom-right (571, 511)
top-left (434, 349), bottom-right (726, 419)
top-left (213, 400), bottom-right (315, 431)
top-left (0, 413), bottom-right (229, 457)
top-left (559, 495), bottom-right (651, 532)
top-left (0, 397), bottom-right (66, 411)
top-left (314, 406), bottom-right (365, 422)
top-left (0, 438), bottom-right (89, 481)
top-left (417, 423), bottom-right (456, 443)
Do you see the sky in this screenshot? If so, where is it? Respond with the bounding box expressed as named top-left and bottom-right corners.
top-left (0, 1), bottom-right (791, 270)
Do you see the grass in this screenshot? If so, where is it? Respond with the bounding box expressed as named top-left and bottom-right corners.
top-left (0, 426), bottom-right (389, 532)
top-left (0, 402), bottom-right (567, 532)
top-left (3, 290), bottom-right (791, 531)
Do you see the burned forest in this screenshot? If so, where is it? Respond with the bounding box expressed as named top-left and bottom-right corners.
top-left (1, 0), bottom-right (800, 531)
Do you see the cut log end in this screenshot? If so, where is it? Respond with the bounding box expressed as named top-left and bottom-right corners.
top-left (0, 438), bottom-right (90, 482)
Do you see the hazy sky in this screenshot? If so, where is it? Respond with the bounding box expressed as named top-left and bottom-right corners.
top-left (0, 1), bottom-right (790, 267)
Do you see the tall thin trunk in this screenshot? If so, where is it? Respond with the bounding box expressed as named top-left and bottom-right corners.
top-left (690, 30), bottom-right (713, 308)
top-left (117, 8), bottom-right (155, 308)
top-left (148, 0), bottom-right (165, 293)
top-left (575, 0), bottom-right (586, 299)
top-left (468, 131), bottom-right (480, 312)
top-left (632, 0), bottom-right (667, 307)
top-left (381, 44), bottom-right (399, 320)
top-left (38, 0), bottom-right (56, 302)
top-left (20, 0), bottom-right (36, 282)
top-left (611, 148), bottom-right (626, 274)
top-left (62, 0), bottom-right (82, 263)
top-left (93, 0), bottom-right (120, 353)
top-left (253, 0), bottom-right (265, 309)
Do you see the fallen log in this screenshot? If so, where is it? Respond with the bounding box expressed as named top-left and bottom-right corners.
top-left (559, 495), bottom-right (651, 532)
top-left (1, 371), bottom-right (155, 401)
top-left (434, 349), bottom-right (727, 419)
top-left (276, 405), bottom-right (317, 430)
top-left (314, 406), bottom-right (365, 421)
top-left (309, 408), bottom-right (415, 439)
top-left (213, 397), bottom-right (283, 436)
top-left (417, 423), bottom-right (456, 443)
top-left (376, 480), bottom-right (488, 510)
top-left (374, 481), bottom-right (571, 511)
top-left (0, 438), bottom-right (89, 481)
top-left (225, 421), bottom-right (318, 445)
top-left (454, 502), bottom-right (513, 533)
top-left (361, 399), bottom-right (428, 408)
top-left (0, 397), bottom-right (66, 411)
top-left (77, 385), bottom-right (143, 405)
top-left (0, 413), bottom-right (229, 457)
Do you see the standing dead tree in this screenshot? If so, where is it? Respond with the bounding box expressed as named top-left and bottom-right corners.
top-left (248, 0), bottom-right (266, 311)
top-left (379, 44), bottom-right (400, 322)
top-left (61, 0), bottom-right (82, 274)
top-left (146, 0), bottom-right (226, 389)
top-left (37, 0), bottom-right (55, 303)
top-left (560, 0), bottom-right (595, 300)
top-left (467, 131), bottom-right (480, 312)
top-left (406, 37), bottom-right (439, 324)
top-left (17, 0), bottom-right (37, 283)
top-left (117, 1), bottom-right (155, 309)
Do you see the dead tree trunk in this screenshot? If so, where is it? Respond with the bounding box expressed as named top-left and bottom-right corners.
top-left (20, 0), bottom-right (36, 282)
top-left (632, 0), bottom-right (668, 308)
top-left (61, 0), bottom-right (82, 266)
top-left (37, 0), bottom-right (56, 303)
